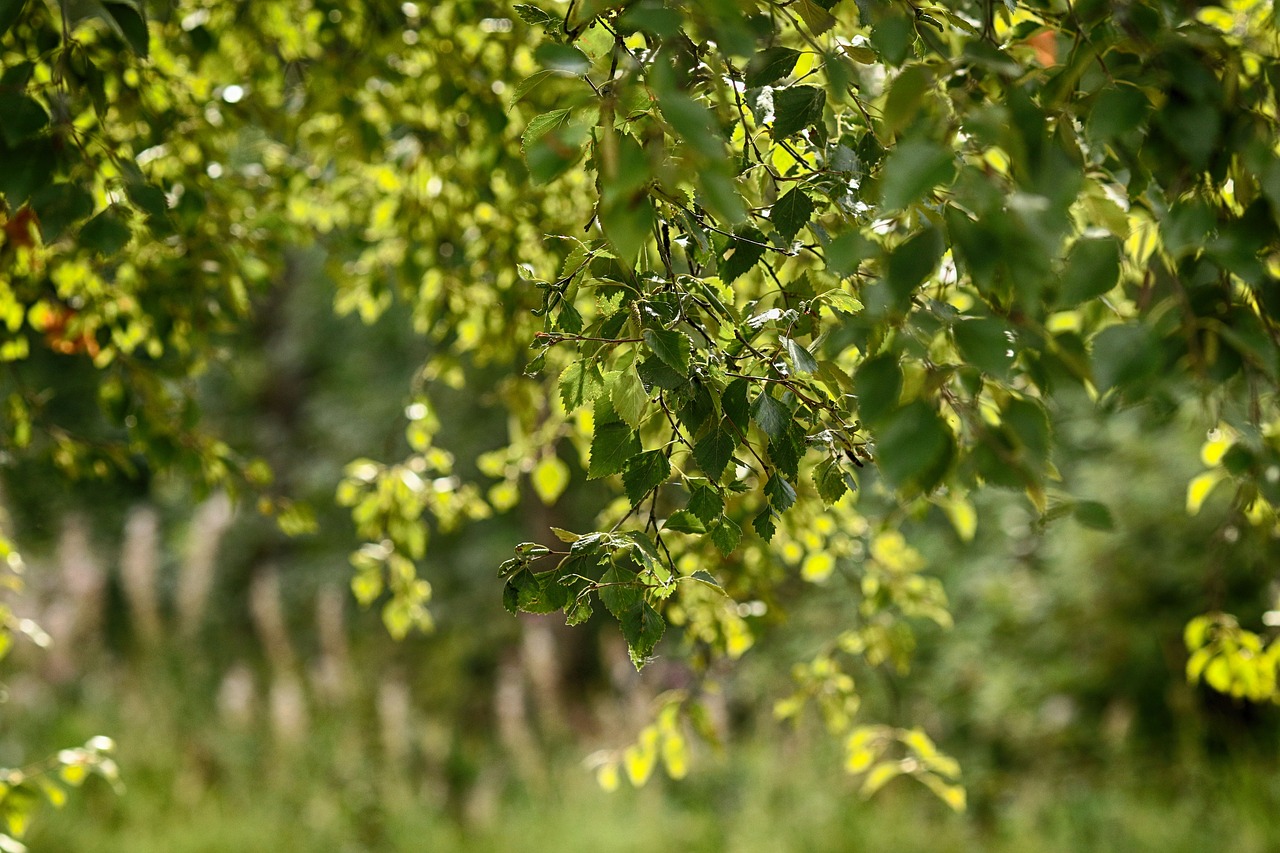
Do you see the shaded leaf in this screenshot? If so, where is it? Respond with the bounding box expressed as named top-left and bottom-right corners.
top-left (694, 419), bottom-right (737, 481)
top-left (745, 46), bottom-right (801, 88)
top-left (623, 450), bottom-right (671, 504)
top-left (772, 188), bottom-right (814, 242)
top-left (772, 85), bottom-right (826, 138)
top-left (643, 327), bottom-right (692, 375)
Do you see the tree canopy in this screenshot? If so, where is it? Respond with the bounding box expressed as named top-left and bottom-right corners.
top-left (2, 0), bottom-right (1280, 829)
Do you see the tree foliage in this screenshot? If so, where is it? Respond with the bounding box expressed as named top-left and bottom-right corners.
top-left (3, 0), bottom-right (1280, 817)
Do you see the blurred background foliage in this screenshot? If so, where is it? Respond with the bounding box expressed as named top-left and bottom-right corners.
top-left (0, 0), bottom-right (1278, 849)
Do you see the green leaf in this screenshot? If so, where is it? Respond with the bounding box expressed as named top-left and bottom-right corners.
top-left (623, 450), bottom-right (671, 504)
top-left (752, 507), bottom-right (778, 541)
top-left (819, 289), bottom-right (864, 314)
top-left (611, 362), bottom-right (649, 429)
top-left (814, 457), bottom-right (849, 504)
top-left (694, 419), bottom-right (737, 481)
top-left (79, 207), bottom-right (132, 256)
top-left (599, 564), bottom-right (642, 618)
top-left (1058, 236), bottom-right (1121, 307)
top-left (745, 47), bottom-right (801, 88)
top-left (765, 473), bottom-right (797, 511)
top-left (621, 601), bottom-right (665, 668)
top-left (589, 419), bottom-right (642, 479)
top-left (771, 189), bottom-right (814, 243)
top-left (885, 226), bottom-right (944, 309)
top-left (600, 192), bottom-right (654, 264)
top-left (659, 93), bottom-right (723, 159)
top-left (708, 515), bottom-right (742, 555)
top-left (772, 86), bottom-right (826, 138)
top-left (0, 0), bottom-right (27, 40)
top-left (643, 327), bottom-right (692, 376)
top-left (559, 359), bottom-right (605, 411)
top-left (1091, 324), bottom-right (1161, 394)
top-left (768, 423), bottom-right (804, 479)
top-left (751, 391), bottom-right (788, 442)
top-left (781, 336), bottom-right (818, 374)
top-left (510, 69), bottom-right (557, 105)
top-left (535, 42), bottom-right (590, 75)
top-left (854, 354), bottom-right (902, 427)
top-left (565, 596), bottom-right (593, 626)
top-left (879, 138), bottom-right (955, 211)
top-left (525, 122), bottom-right (589, 185)
top-left (32, 182), bottom-right (94, 241)
top-left (953, 317), bottom-right (1016, 378)
top-left (663, 509), bottom-right (706, 534)
top-left (522, 109), bottom-right (572, 150)
top-left (514, 4), bottom-right (560, 28)
top-left (826, 230), bottom-right (873, 278)
top-left (1073, 500), bottom-right (1114, 531)
top-left (874, 400), bottom-right (954, 494)
top-left (795, 0), bottom-right (837, 35)
top-left (720, 228), bottom-right (768, 284)
top-left (722, 377), bottom-right (750, 433)
top-left (687, 482), bottom-right (724, 524)
top-left (0, 94), bottom-right (48, 146)
top-left (105, 0), bottom-right (148, 57)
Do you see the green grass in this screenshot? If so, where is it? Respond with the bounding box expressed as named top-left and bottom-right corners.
top-left (24, 716), bottom-right (1280, 853)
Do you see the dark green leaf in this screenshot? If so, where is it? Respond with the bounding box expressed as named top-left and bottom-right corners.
top-left (32, 182), bottom-right (94, 241)
top-left (104, 0), bottom-right (148, 57)
top-left (854, 354), bottom-right (902, 427)
top-left (708, 515), bottom-right (742, 555)
top-left (765, 473), bottom-right (797, 511)
top-left (813, 457), bottom-right (849, 504)
top-left (79, 207), bottom-right (132, 256)
top-left (694, 418), bottom-right (737, 481)
top-left (751, 391), bottom-right (788, 442)
top-left (623, 450), bottom-right (670, 504)
top-left (643, 327), bottom-right (692, 376)
top-left (874, 400), bottom-right (954, 494)
top-left (825, 231), bottom-right (873, 278)
top-left (687, 482), bottom-right (724, 524)
top-left (0, 94), bottom-right (48, 146)
top-left (0, 0), bottom-right (26, 39)
top-left (621, 601), bottom-right (665, 668)
top-left (1058, 236), bottom-right (1121, 307)
top-left (772, 86), bottom-right (826, 138)
top-left (752, 507), bottom-right (778, 541)
top-left (663, 509), bottom-right (707, 534)
top-left (588, 419), bottom-right (642, 479)
top-left (885, 226), bottom-right (944, 309)
top-left (768, 423), bottom-right (803, 479)
top-left (771, 189), bottom-right (814, 243)
top-left (1072, 500), bottom-right (1114, 531)
top-left (660, 93), bottom-right (723, 159)
top-left (782, 335), bottom-right (818, 374)
top-left (1091, 324), bottom-right (1161, 394)
top-left (745, 46), bottom-right (801, 88)
top-left (535, 42), bottom-right (590, 75)
top-left (720, 228), bottom-right (767, 284)
top-left (722, 377), bottom-right (750, 432)
top-left (600, 192), bottom-right (654, 263)
top-left (637, 356), bottom-right (688, 392)
top-left (599, 564), bottom-right (641, 618)
top-left (879, 138), bottom-right (955, 211)
top-left (953, 318), bottom-right (1017, 378)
